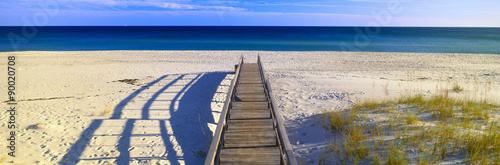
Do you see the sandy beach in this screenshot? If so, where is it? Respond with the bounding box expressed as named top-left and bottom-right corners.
top-left (1, 51), bottom-right (499, 164)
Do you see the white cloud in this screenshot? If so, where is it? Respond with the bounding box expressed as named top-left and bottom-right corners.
top-left (110, 0), bottom-right (245, 10)
top-left (6, 0), bottom-right (246, 11)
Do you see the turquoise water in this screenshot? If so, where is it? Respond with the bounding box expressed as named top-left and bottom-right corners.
top-left (1, 26), bottom-right (499, 54)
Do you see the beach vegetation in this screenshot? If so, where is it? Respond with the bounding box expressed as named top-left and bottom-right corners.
top-left (101, 105), bottom-right (113, 116)
top-left (322, 111), bottom-right (353, 132)
top-left (322, 93), bottom-right (500, 164)
top-left (452, 84), bottom-right (464, 92)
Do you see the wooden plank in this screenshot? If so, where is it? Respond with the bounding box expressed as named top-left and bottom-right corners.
top-left (237, 84), bottom-right (265, 94)
top-left (239, 80), bottom-right (262, 84)
top-left (241, 65), bottom-right (258, 68)
top-left (239, 79), bottom-right (261, 83)
top-left (239, 80), bottom-right (262, 83)
top-left (240, 72), bottom-right (261, 76)
top-left (224, 130), bottom-right (276, 145)
top-left (239, 75), bottom-right (260, 79)
top-left (220, 147), bottom-right (280, 165)
top-left (224, 139), bottom-right (276, 148)
top-left (227, 119), bottom-right (274, 131)
top-left (220, 147), bottom-right (280, 155)
top-left (236, 91), bottom-right (265, 95)
top-left (235, 94), bottom-right (267, 102)
top-left (219, 160), bottom-right (280, 165)
top-left (240, 70), bottom-right (260, 75)
top-left (239, 78), bottom-right (262, 82)
top-left (240, 69), bottom-right (259, 72)
top-left (237, 86), bottom-right (264, 91)
top-left (232, 102), bottom-right (268, 109)
top-left (230, 109), bottom-right (271, 119)
top-left (237, 89), bottom-right (264, 94)
top-left (238, 84), bottom-right (263, 87)
top-left (240, 71), bottom-right (259, 74)
top-left (241, 68), bottom-right (259, 70)
top-left (225, 130), bottom-right (275, 139)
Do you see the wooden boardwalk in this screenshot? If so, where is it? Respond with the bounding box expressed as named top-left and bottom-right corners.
top-left (205, 57), bottom-right (297, 165)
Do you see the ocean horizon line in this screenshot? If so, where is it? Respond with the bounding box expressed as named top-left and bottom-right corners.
top-left (1, 25), bottom-right (500, 28)
top-left (2, 26), bottom-right (499, 54)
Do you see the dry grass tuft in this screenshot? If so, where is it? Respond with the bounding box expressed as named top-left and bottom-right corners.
top-left (102, 106), bottom-right (113, 116)
top-left (452, 83), bottom-right (464, 92)
top-left (323, 111), bottom-right (354, 132)
top-left (322, 94), bottom-right (500, 164)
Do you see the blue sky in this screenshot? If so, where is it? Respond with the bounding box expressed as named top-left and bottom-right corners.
top-left (1, 0), bottom-right (499, 26)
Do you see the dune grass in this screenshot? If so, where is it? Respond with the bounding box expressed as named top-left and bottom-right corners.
top-left (452, 84), bottom-right (464, 92)
top-left (321, 94), bottom-right (500, 164)
top-left (101, 105), bottom-right (113, 116)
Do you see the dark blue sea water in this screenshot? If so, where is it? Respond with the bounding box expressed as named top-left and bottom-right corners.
top-left (1, 26), bottom-right (500, 54)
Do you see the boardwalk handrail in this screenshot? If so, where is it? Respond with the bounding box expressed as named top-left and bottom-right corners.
top-left (258, 56), bottom-right (298, 165)
top-left (204, 56), bottom-right (244, 165)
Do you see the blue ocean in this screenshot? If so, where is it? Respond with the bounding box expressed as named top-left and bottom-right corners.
top-left (1, 26), bottom-right (499, 54)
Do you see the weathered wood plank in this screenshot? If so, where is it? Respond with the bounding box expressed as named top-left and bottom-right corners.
top-left (238, 84), bottom-right (263, 87)
top-left (232, 102), bottom-right (268, 109)
top-left (224, 131), bottom-right (276, 146)
top-left (230, 109), bottom-right (271, 119)
top-left (219, 160), bottom-right (280, 165)
top-left (240, 69), bottom-right (259, 71)
top-left (237, 90), bottom-right (265, 95)
top-left (227, 118), bottom-right (273, 124)
top-left (227, 119), bottom-right (274, 131)
top-left (239, 74), bottom-right (261, 77)
top-left (235, 94), bottom-right (267, 102)
top-left (224, 140), bottom-right (276, 148)
top-left (241, 68), bottom-right (259, 70)
top-left (225, 130), bottom-right (276, 139)
top-left (240, 72), bottom-right (261, 76)
top-left (240, 74), bottom-right (259, 77)
top-left (220, 147), bottom-right (280, 155)
top-left (237, 86), bottom-right (264, 92)
top-left (239, 78), bottom-right (262, 81)
top-left (238, 80), bottom-right (262, 84)
top-left (220, 147), bottom-right (281, 165)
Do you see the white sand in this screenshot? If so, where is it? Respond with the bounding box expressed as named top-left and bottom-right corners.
top-left (0, 51), bottom-right (498, 164)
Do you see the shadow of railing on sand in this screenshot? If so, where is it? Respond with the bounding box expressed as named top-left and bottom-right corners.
top-left (59, 72), bottom-right (231, 165)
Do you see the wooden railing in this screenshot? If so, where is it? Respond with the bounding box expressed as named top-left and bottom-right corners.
top-left (204, 56), bottom-right (243, 165)
top-left (258, 56), bottom-right (298, 165)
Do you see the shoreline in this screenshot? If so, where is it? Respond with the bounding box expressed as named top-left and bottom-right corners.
top-left (0, 50), bottom-right (499, 164)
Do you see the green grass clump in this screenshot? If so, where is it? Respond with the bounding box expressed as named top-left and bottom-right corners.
top-left (462, 121), bottom-right (500, 164)
top-left (386, 141), bottom-right (409, 165)
top-left (323, 111), bottom-right (354, 132)
top-left (452, 84), bottom-right (464, 92)
top-left (406, 113), bottom-right (419, 125)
